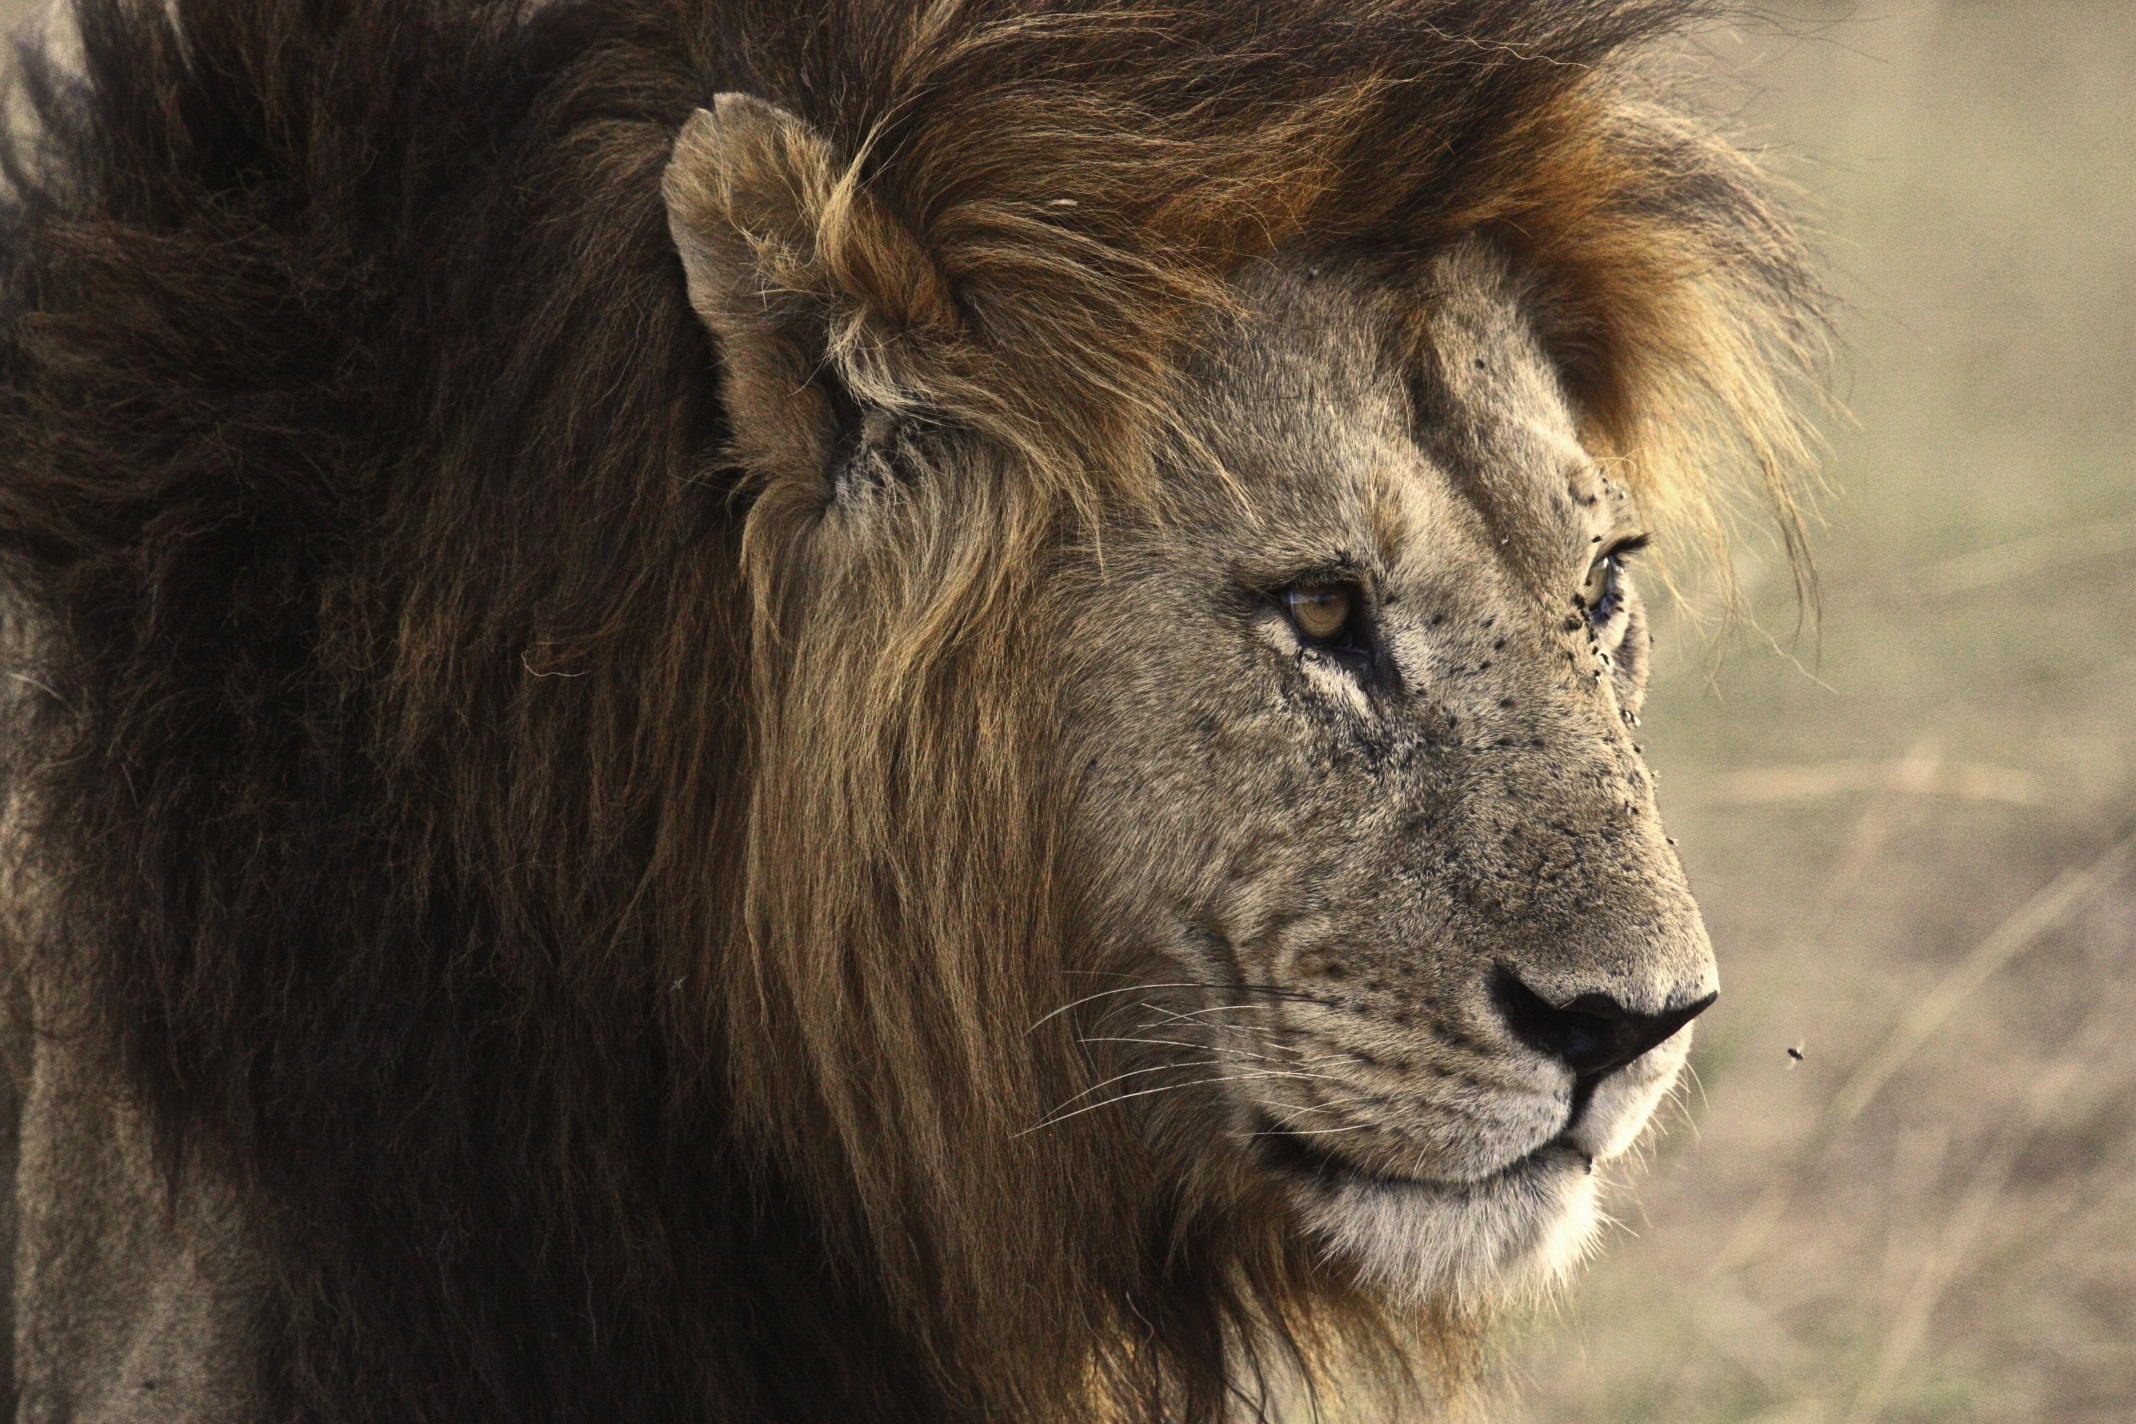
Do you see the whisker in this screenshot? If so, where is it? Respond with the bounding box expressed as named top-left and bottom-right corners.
top-left (1133, 1001), bottom-right (1274, 1025)
top-left (1201, 1033), bottom-right (1344, 1064)
top-left (1084, 1034), bottom-right (1347, 1069)
top-left (1018, 1070), bottom-right (1357, 1137)
top-left (1046, 1061), bottom-right (1219, 1112)
top-left (1043, 1054), bottom-right (1356, 1115)
top-left (1241, 1122), bottom-right (1383, 1138)
top-left (1078, 1035), bottom-right (1211, 1054)
top-left (1027, 982), bottom-right (1227, 1033)
top-left (1058, 973), bottom-right (1332, 1002)
top-left (1033, 980), bottom-right (1339, 1035)
top-left (1231, 984), bottom-right (1340, 1006)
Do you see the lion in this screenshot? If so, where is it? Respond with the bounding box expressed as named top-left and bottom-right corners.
top-left (0, 0), bottom-right (1820, 1418)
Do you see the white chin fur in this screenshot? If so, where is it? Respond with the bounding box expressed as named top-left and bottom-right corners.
top-left (1295, 1148), bottom-right (1601, 1309)
top-left (1277, 1033), bottom-right (1692, 1307)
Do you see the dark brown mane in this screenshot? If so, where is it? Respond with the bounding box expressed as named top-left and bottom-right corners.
top-left (0, 0), bottom-right (1818, 1418)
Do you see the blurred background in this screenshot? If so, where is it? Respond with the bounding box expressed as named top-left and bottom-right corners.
top-left (1502, 4), bottom-right (2136, 1421)
top-left (2, 0), bottom-right (2128, 1420)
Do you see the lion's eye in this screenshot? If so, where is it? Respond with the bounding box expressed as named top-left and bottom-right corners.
top-left (1582, 536), bottom-right (1647, 631)
top-left (1583, 558), bottom-right (1623, 625)
top-left (1282, 584), bottom-right (1356, 644)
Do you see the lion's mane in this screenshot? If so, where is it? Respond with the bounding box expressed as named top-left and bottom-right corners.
top-left (0, 0), bottom-right (1818, 1418)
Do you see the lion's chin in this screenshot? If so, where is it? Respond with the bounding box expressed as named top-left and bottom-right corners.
top-left (1270, 1135), bottom-right (1602, 1308)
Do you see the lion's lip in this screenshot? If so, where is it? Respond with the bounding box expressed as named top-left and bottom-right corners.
top-left (1253, 1114), bottom-right (1591, 1194)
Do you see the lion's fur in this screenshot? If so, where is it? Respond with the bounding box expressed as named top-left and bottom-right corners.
top-left (0, 0), bottom-right (1819, 1419)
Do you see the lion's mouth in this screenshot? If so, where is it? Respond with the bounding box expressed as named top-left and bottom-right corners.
top-left (1253, 1114), bottom-right (1592, 1195)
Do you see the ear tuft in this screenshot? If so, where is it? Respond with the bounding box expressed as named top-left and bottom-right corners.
top-left (663, 94), bottom-right (840, 323)
top-left (663, 95), bottom-right (955, 499)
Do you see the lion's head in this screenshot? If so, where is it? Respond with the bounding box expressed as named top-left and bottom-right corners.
top-left (2, 0), bottom-right (1817, 1419)
top-left (660, 32), bottom-right (1815, 1408)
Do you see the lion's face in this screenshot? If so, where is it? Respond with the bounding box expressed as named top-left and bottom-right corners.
top-left (1060, 242), bottom-right (1718, 1304)
top-left (663, 90), bottom-right (1782, 1350)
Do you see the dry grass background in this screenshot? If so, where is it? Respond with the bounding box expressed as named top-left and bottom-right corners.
top-left (1500, 4), bottom-right (2136, 1420)
top-left (1, 0), bottom-right (2128, 1420)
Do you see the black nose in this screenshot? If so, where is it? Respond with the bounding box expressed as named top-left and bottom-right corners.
top-left (1489, 966), bottom-right (1716, 1080)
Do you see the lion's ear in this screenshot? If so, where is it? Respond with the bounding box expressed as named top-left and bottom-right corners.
top-left (663, 94), bottom-right (953, 501)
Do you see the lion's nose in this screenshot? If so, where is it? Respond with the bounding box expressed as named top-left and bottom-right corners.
top-left (1489, 966), bottom-right (1716, 1080)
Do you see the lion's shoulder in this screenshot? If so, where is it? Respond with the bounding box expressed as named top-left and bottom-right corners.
top-left (0, 590), bottom-right (268, 1420)
top-left (6, 1008), bottom-right (268, 1421)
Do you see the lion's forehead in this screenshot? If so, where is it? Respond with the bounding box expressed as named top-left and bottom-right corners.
top-left (1178, 243), bottom-right (1633, 589)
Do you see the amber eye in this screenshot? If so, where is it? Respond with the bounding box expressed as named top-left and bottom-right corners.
top-left (1283, 584), bottom-right (1355, 643)
top-left (1581, 555), bottom-right (1622, 625)
top-left (1582, 534), bottom-right (1648, 631)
